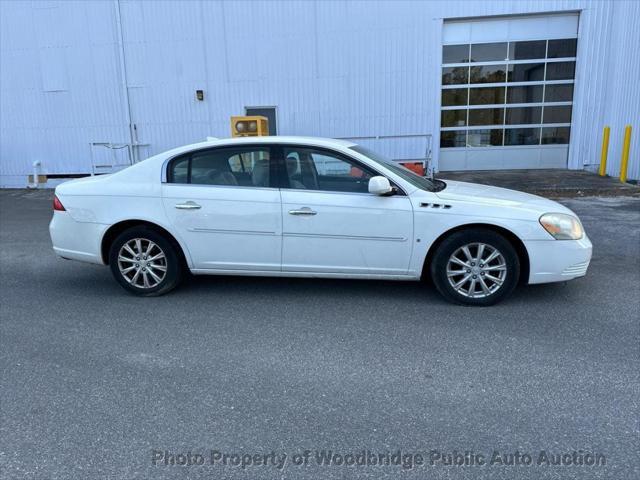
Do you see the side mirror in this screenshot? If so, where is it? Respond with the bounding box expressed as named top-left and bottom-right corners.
top-left (368, 176), bottom-right (392, 195)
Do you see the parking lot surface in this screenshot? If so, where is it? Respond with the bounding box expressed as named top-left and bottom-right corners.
top-left (1, 190), bottom-right (638, 480)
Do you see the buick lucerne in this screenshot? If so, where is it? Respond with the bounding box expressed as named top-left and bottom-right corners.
top-left (49, 137), bottom-right (592, 305)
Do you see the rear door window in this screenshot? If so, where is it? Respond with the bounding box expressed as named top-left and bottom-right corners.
top-left (167, 147), bottom-right (271, 187)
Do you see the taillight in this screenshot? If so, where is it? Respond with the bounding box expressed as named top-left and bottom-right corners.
top-left (53, 195), bottom-right (66, 211)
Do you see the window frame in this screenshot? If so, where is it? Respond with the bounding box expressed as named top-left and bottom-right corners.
top-left (164, 145), bottom-right (278, 189)
top-left (166, 153), bottom-right (191, 184)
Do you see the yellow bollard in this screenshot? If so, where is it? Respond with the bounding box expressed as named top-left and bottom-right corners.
top-left (620, 125), bottom-right (632, 183)
top-left (599, 126), bottom-right (610, 176)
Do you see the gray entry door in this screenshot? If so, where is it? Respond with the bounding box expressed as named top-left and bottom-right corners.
top-left (245, 107), bottom-right (278, 135)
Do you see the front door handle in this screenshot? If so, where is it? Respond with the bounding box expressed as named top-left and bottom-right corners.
top-left (288, 207), bottom-right (317, 216)
top-left (175, 201), bottom-right (201, 210)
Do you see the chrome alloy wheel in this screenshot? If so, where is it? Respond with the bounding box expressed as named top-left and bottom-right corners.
top-left (117, 238), bottom-right (167, 289)
top-left (446, 242), bottom-right (507, 299)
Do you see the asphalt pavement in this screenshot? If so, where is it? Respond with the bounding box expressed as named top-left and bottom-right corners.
top-left (1, 189), bottom-right (638, 480)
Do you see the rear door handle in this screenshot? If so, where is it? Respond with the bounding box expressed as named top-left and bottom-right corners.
top-left (288, 207), bottom-right (317, 216)
top-left (175, 201), bottom-right (201, 210)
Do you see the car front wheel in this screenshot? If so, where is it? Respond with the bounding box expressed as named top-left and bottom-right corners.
top-left (108, 227), bottom-right (182, 296)
top-left (430, 229), bottom-right (520, 306)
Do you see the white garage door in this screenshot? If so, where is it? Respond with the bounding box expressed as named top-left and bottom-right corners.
top-left (439, 13), bottom-right (579, 171)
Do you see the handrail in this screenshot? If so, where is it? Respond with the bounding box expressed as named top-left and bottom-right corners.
top-left (89, 141), bottom-right (150, 175)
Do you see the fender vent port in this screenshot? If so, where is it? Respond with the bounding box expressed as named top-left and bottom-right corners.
top-left (420, 202), bottom-right (451, 209)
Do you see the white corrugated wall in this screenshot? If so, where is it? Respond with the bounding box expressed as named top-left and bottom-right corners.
top-left (0, 0), bottom-right (130, 183)
top-left (568, 0), bottom-right (640, 180)
top-left (0, 0), bottom-right (638, 186)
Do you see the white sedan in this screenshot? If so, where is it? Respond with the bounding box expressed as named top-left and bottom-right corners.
top-left (49, 136), bottom-right (592, 305)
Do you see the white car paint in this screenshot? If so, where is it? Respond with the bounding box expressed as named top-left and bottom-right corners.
top-left (50, 136), bottom-right (592, 287)
top-left (280, 189), bottom-right (413, 275)
top-left (162, 183), bottom-right (282, 271)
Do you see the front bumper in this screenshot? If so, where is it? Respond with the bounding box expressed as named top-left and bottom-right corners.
top-left (525, 234), bottom-right (593, 284)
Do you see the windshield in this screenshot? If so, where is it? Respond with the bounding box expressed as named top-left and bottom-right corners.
top-left (349, 145), bottom-right (438, 192)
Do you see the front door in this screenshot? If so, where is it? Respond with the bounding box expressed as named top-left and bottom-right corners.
top-left (162, 145), bottom-right (281, 271)
top-left (279, 145), bottom-right (414, 275)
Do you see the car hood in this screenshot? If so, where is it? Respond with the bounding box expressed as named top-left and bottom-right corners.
top-left (434, 180), bottom-right (574, 215)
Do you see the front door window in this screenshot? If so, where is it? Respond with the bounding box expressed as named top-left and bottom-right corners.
top-left (282, 147), bottom-right (375, 193)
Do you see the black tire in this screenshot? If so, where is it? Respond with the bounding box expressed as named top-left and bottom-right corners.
top-left (108, 226), bottom-right (183, 296)
top-left (430, 228), bottom-right (520, 306)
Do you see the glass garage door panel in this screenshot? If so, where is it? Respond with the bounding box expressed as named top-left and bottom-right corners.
top-left (509, 40), bottom-right (546, 60)
top-left (505, 107), bottom-right (542, 125)
top-left (469, 87), bottom-right (505, 105)
top-left (441, 110), bottom-right (466, 127)
top-left (440, 14), bottom-right (578, 170)
top-left (507, 85), bottom-right (543, 103)
top-left (468, 108), bottom-right (504, 126)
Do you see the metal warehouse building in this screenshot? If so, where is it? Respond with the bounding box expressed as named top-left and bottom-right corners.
top-left (1, 0), bottom-right (639, 187)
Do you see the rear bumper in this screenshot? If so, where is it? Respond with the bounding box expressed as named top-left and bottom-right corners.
top-left (49, 212), bottom-right (107, 265)
top-left (525, 234), bottom-right (593, 284)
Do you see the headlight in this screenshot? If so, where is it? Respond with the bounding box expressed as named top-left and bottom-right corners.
top-left (539, 213), bottom-right (584, 240)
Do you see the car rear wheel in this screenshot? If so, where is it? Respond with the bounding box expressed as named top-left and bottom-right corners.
top-left (108, 227), bottom-right (182, 296)
top-left (430, 229), bottom-right (520, 306)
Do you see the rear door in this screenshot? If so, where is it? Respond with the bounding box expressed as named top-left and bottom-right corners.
top-left (162, 145), bottom-right (282, 271)
top-left (279, 145), bottom-right (414, 275)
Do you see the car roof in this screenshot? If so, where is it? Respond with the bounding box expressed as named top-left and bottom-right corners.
top-left (164, 136), bottom-right (358, 158)
top-left (210, 136), bottom-right (356, 147)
